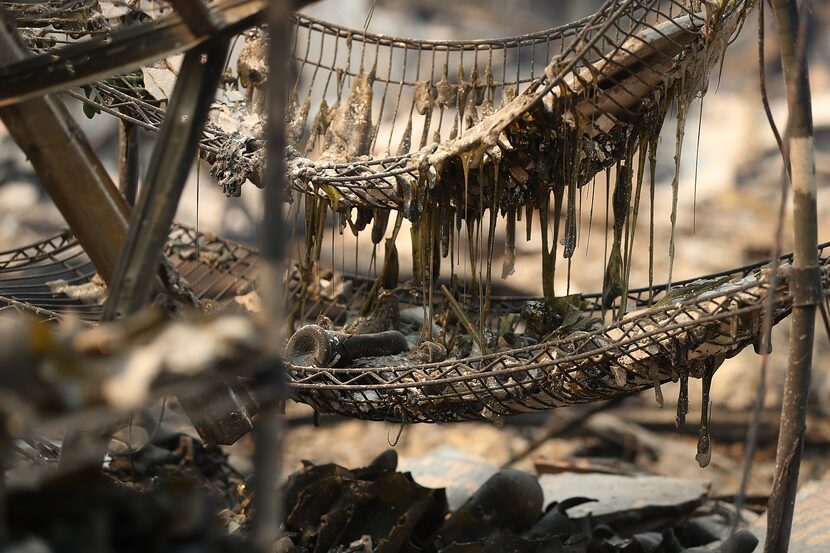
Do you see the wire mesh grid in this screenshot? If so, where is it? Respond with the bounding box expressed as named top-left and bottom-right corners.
top-left (6, 0), bottom-right (754, 210)
top-left (283, 0), bottom-right (712, 207)
top-left (280, 0), bottom-right (754, 214)
top-left (3, 228), bottom-right (827, 423)
top-left (288, 249), bottom-right (830, 423)
top-left (0, 230), bottom-right (96, 324)
top-left (0, 224), bottom-right (259, 323)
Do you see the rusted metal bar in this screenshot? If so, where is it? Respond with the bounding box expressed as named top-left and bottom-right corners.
top-left (102, 37), bottom-right (231, 320)
top-left (250, 0), bottom-right (291, 549)
top-left (169, 0), bottom-right (218, 36)
top-left (118, 121), bottom-right (140, 206)
top-left (0, 17), bottom-right (130, 283)
top-left (765, 1), bottom-right (820, 552)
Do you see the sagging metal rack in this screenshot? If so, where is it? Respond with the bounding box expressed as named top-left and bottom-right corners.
top-left (2, 0), bottom-right (824, 424)
top-left (1, 0), bottom-right (826, 428)
top-left (2, 224), bottom-right (829, 425)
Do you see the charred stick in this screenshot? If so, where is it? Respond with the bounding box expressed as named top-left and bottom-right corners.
top-left (765, 1), bottom-right (820, 552)
top-left (441, 284), bottom-right (489, 355)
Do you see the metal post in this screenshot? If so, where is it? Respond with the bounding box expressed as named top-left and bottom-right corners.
top-left (250, 0), bottom-right (290, 549)
top-left (764, 1), bottom-right (820, 551)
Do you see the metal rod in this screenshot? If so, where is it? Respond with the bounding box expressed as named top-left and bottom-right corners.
top-left (764, 1), bottom-right (820, 551)
top-left (0, 17), bottom-right (130, 284)
top-left (250, 0), bottom-right (290, 549)
top-left (0, 0), bottom-right (266, 107)
top-left (103, 36), bottom-right (231, 320)
top-left (118, 120), bottom-right (140, 206)
top-left (169, 0), bottom-right (218, 36)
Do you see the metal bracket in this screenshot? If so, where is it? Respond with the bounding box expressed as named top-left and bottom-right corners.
top-left (790, 266), bottom-right (824, 307)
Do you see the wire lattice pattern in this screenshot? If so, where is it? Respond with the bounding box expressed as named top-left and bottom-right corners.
top-left (288, 251), bottom-right (830, 423)
top-left (0, 225), bottom-right (259, 322)
top-left (8, 1), bottom-right (753, 209)
top-left (3, 229), bottom-right (827, 423)
top-left (284, 1), bottom-right (723, 209)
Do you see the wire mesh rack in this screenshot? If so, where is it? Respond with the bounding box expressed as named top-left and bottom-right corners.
top-left (287, 252), bottom-right (830, 423)
top-left (281, 0), bottom-right (726, 210)
top-left (0, 224), bottom-right (259, 323)
top-left (6, 1), bottom-right (754, 209)
top-left (2, 228), bottom-right (828, 423)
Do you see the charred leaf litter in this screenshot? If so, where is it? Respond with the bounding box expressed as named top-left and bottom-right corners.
top-left (281, 450), bottom-right (757, 553)
top-left (8, 442), bottom-right (757, 553)
top-left (10, 430), bottom-right (254, 553)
